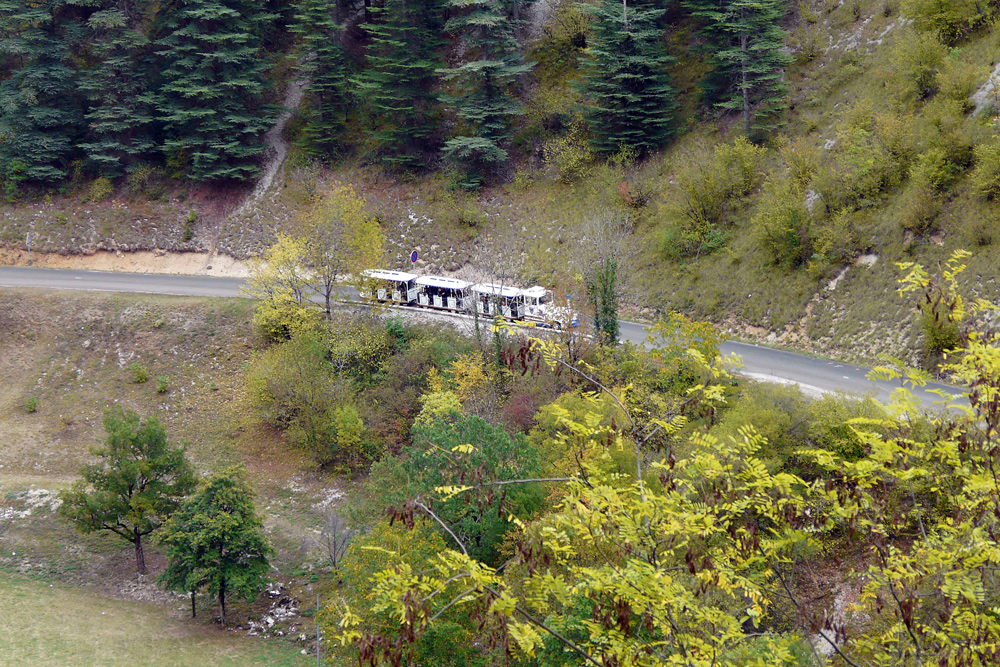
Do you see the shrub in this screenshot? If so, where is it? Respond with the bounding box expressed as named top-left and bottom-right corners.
top-left (24, 395), bottom-right (38, 413)
top-left (662, 138), bottom-right (765, 257)
top-left (253, 294), bottom-right (322, 342)
top-left (884, 28), bottom-right (947, 102)
top-left (182, 209), bottom-right (196, 241)
top-left (751, 175), bottom-right (813, 269)
top-left (813, 119), bottom-right (912, 211)
top-left (130, 362), bottom-right (149, 384)
top-left (155, 376), bottom-right (170, 393)
top-left (937, 58), bottom-right (986, 112)
top-left (543, 126), bottom-right (595, 183)
top-left (899, 182), bottom-right (941, 234)
top-left (970, 138), bottom-right (1000, 200)
top-left (903, 0), bottom-right (985, 44)
top-left (88, 177), bottom-right (114, 202)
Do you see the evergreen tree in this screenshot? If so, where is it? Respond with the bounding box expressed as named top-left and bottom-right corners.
top-left (292, 0), bottom-right (352, 161)
top-left (354, 0), bottom-right (443, 169)
top-left (580, 0), bottom-right (677, 155)
top-left (440, 0), bottom-right (531, 184)
top-left (154, 0), bottom-right (277, 181)
top-left (159, 466), bottom-right (273, 626)
top-left (77, 7), bottom-right (158, 178)
top-left (686, 0), bottom-right (791, 136)
top-left (0, 0), bottom-right (85, 184)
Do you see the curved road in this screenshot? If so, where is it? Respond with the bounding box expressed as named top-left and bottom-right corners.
top-left (0, 266), bottom-right (964, 411)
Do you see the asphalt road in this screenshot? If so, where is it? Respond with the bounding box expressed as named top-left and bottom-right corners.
top-left (0, 266), bottom-right (964, 411)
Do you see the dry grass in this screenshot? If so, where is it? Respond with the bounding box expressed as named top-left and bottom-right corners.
top-left (0, 575), bottom-right (311, 667)
top-left (0, 290), bottom-right (355, 654)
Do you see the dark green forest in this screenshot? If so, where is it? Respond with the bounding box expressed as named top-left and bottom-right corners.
top-left (0, 0), bottom-right (790, 189)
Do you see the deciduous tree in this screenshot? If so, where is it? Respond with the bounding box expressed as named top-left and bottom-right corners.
top-left (59, 407), bottom-right (197, 575)
top-left (159, 466), bottom-right (273, 625)
top-left (296, 184), bottom-right (385, 317)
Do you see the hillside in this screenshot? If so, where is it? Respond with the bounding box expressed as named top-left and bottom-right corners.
top-left (2, 0), bottom-right (1000, 368)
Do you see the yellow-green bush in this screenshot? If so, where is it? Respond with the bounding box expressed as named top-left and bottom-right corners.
top-left (751, 175), bottom-right (813, 269)
top-left (903, 0), bottom-right (988, 44)
top-left (661, 138), bottom-right (766, 257)
top-left (883, 28), bottom-right (947, 103)
top-left (88, 176), bottom-right (114, 202)
top-left (543, 125), bottom-right (595, 183)
top-left (970, 137), bottom-right (1000, 200)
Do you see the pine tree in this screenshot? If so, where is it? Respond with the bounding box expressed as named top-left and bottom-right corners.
top-left (154, 0), bottom-right (277, 181)
top-left (685, 0), bottom-right (791, 136)
top-left (292, 0), bottom-right (352, 161)
top-left (77, 7), bottom-right (158, 177)
top-left (580, 0), bottom-right (677, 155)
top-left (354, 0), bottom-right (444, 169)
top-left (0, 0), bottom-right (85, 184)
top-left (440, 0), bottom-right (531, 184)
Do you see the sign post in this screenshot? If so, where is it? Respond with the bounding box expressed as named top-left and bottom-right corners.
top-left (410, 250), bottom-right (418, 270)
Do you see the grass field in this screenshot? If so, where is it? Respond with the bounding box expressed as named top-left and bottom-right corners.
top-left (0, 290), bottom-right (348, 662)
top-left (0, 574), bottom-right (312, 667)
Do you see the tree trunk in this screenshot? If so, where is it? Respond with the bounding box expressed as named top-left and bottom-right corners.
top-left (219, 580), bottom-right (227, 626)
top-left (191, 590), bottom-right (196, 618)
top-left (134, 533), bottom-right (147, 575)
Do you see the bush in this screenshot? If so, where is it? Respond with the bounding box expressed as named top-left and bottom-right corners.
top-left (813, 115), bottom-right (913, 211)
top-left (253, 294), bottom-right (322, 342)
top-left (899, 182), bottom-right (941, 234)
top-left (24, 395), bottom-right (38, 413)
top-left (88, 177), bottom-right (114, 202)
top-left (130, 362), bottom-right (149, 384)
top-left (903, 0), bottom-right (986, 44)
top-left (543, 126), bottom-right (595, 183)
top-left (155, 376), bottom-right (170, 394)
top-left (884, 28), bottom-right (947, 102)
top-left (971, 138), bottom-right (1000, 200)
top-left (751, 175), bottom-right (813, 269)
top-left (662, 138), bottom-right (765, 257)
top-left (182, 209), bottom-right (196, 242)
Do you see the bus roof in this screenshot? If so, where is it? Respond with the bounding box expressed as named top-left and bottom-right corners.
top-left (471, 283), bottom-right (523, 298)
top-left (521, 285), bottom-right (549, 298)
top-left (415, 275), bottom-right (470, 290)
top-left (364, 269), bottom-right (418, 282)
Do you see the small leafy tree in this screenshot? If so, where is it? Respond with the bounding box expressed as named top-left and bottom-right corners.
top-left (577, 212), bottom-right (636, 345)
top-left (159, 466), bottom-right (273, 625)
top-left (59, 407), bottom-right (197, 575)
top-left (242, 234), bottom-right (320, 341)
top-left (296, 184), bottom-right (386, 317)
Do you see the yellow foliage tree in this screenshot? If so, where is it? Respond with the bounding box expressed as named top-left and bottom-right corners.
top-left (241, 234), bottom-right (319, 340)
top-left (297, 184), bottom-right (386, 316)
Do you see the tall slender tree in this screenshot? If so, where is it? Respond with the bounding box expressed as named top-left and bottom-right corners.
top-left (154, 0), bottom-right (278, 180)
top-left (440, 0), bottom-right (531, 184)
top-left (292, 0), bottom-right (352, 161)
top-left (354, 0), bottom-right (443, 169)
top-left (686, 0), bottom-right (791, 136)
top-left (0, 0), bottom-right (85, 183)
top-left (77, 7), bottom-right (158, 177)
top-left (580, 0), bottom-right (677, 155)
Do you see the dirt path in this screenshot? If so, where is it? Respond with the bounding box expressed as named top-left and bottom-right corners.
top-left (229, 76), bottom-right (309, 222)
